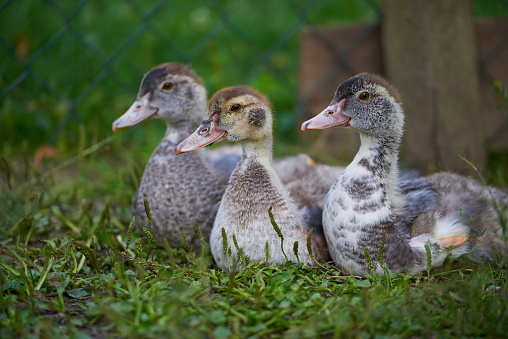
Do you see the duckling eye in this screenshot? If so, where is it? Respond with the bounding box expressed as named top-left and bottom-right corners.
top-left (162, 82), bottom-right (174, 91)
top-left (357, 91), bottom-right (370, 101)
top-left (229, 103), bottom-right (242, 113)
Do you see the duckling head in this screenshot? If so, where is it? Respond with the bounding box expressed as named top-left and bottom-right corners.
top-left (112, 63), bottom-right (206, 131)
top-left (302, 73), bottom-right (404, 140)
top-left (175, 86), bottom-right (272, 154)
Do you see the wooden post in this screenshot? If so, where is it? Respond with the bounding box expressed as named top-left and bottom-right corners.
top-left (382, 0), bottom-right (485, 174)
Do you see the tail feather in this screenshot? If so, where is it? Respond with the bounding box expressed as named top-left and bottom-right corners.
top-left (408, 213), bottom-right (471, 272)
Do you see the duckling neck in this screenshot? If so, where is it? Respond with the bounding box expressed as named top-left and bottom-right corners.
top-left (330, 133), bottom-right (404, 234)
top-left (240, 137), bottom-right (273, 167)
top-left (354, 133), bottom-right (404, 215)
top-left (238, 136), bottom-right (289, 196)
top-left (147, 122), bottom-right (201, 165)
top-left (164, 122), bottom-right (197, 146)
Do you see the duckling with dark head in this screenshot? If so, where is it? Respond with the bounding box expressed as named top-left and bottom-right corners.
top-left (302, 73), bottom-right (507, 276)
top-left (112, 63), bottom-right (228, 249)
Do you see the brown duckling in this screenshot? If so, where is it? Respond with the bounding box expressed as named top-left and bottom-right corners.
top-left (176, 86), bottom-right (329, 271)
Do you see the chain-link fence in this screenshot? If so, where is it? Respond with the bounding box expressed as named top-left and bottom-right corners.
top-left (1, 0), bottom-right (507, 153)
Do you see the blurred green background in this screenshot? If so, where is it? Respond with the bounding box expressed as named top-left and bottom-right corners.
top-left (1, 0), bottom-right (507, 158)
top-left (0, 0), bottom-right (372, 156)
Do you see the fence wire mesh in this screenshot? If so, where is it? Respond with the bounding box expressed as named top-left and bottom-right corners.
top-left (0, 0), bottom-right (507, 151)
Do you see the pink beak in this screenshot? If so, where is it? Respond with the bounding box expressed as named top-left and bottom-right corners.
top-left (175, 115), bottom-right (227, 154)
top-left (112, 92), bottom-right (158, 132)
top-left (301, 98), bottom-right (350, 131)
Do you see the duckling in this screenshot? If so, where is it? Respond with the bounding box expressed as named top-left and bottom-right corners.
top-left (113, 63), bottom-right (344, 249)
top-left (112, 63), bottom-right (227, 248)
top-left (302, 73), bottom-right (507, 276)
top-left (176, 86), bottom-right (329, 271)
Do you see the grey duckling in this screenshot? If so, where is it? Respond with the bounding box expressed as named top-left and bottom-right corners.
top-left (176, 86), bottom-right (329, 271)
top-left (302, 73), bottom-right (507, 276)
top-left (112, 63), bottom-right (227, 248)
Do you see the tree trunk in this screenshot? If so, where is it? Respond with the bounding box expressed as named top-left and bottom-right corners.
top-left (382, 0), bottom-right (485, 174)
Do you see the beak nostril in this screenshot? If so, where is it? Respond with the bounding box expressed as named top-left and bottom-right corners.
top-left (136, 105), bottom-right (142, 110)
top-left (200, 128), bottom-right (209, 135)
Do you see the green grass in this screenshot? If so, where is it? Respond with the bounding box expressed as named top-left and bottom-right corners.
top-left (1, 150), bottom-right (507, 338)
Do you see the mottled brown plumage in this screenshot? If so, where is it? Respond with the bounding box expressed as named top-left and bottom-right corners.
top-left (177, 86), bottom-right (330, 271)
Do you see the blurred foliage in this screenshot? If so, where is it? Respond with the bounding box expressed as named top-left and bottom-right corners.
top-left (0, 0), bottom-right (381, 157)
top-left (1, 0), bottom-right (507, 159)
